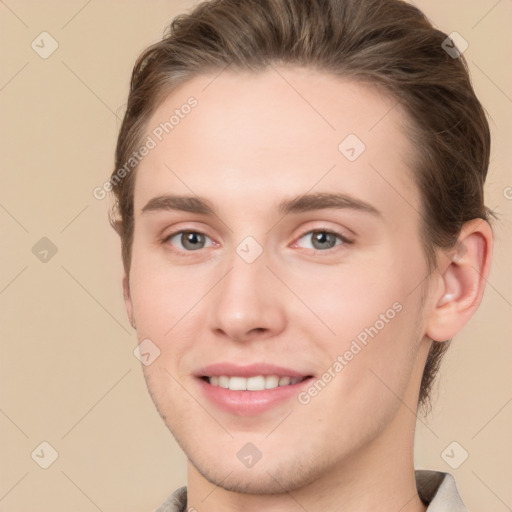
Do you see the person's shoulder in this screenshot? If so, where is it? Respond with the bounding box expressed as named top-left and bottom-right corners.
top-left (155, 486), bottom-right (187, 512)
top-left (415, 469), bottom-right (468, 511)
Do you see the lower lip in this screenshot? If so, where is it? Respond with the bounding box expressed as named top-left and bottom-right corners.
top-left (197, 377), bottom-right (313, 416)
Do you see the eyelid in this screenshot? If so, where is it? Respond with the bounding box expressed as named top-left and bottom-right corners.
top-left (160, 221), bottom-right (214, 242)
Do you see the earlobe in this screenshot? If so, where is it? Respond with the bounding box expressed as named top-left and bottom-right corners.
top-left (123, 275), bottom-right (136, 329)
top-left (426, 219), bottom-right (493, 342)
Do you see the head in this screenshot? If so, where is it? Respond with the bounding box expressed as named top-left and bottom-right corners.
top-left (110, 0), bottom-right (493, 495)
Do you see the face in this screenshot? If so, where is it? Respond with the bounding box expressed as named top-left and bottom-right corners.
top-left (125, 67), bottom-right (433, 493)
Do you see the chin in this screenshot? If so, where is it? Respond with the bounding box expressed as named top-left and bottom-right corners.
top-left (191, 457), bottom-right (316, 495)
top-left (180, 432), bottom-right (340, 496)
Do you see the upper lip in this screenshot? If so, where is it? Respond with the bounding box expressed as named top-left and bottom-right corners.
top-left (196, 363), bottom-right (313, 378)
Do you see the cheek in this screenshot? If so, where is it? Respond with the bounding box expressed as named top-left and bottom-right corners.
top-left (128, 245), bottom-right (205, 336)
top-left (287, 258), bottom-right (406, 339)
top-left (293, 256), bottom-right (424, 397)
top-left (298, 299), bottom-right (421, 447)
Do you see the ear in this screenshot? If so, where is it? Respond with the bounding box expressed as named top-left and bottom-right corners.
top-left (123, 275), bottom-right (136, 329)
top-left (426, 218), bottom-right (493, 342)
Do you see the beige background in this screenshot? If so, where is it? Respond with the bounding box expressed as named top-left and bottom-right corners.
top-left (1, 0), bottom-right (511, 510)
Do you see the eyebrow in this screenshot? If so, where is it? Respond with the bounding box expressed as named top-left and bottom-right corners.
top-left (141, 192), bottom-right (381, 217)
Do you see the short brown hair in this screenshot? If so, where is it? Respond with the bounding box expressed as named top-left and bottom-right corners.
top-left (110, 0), bottom-right (493, 412)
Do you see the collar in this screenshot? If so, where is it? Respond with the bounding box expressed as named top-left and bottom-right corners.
top-left (416, 470), bottom-right (467, 511)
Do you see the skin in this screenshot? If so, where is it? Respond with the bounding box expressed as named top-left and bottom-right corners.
top-left (123, 67), bottom-right (492, 511)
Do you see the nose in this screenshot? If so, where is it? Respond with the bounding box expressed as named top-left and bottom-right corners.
top-left (207, 250), bottom-right (287, 343)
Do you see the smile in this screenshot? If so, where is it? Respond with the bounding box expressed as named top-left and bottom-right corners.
top-left (196, 363), bottom-right (314, 415)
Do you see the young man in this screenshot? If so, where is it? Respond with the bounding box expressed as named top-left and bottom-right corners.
top-left (109, 0), bottom-right (493, 510)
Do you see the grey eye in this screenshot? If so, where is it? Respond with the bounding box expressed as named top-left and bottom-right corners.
top-left (169, 231), bottom-right (212, 251)
top-left (297, 231), bottom-right (343, 250)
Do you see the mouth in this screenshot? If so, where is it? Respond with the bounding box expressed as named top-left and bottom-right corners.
top-left (195, 363), bottom-right (314, 415)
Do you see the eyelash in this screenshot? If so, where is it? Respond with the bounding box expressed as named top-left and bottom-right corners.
top-left (161, 227), bottom-right (353, 254)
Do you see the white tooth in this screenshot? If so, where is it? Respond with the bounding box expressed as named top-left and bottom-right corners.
top-left (228, 376), bottom-right (247, 390)
top-left (278, 376), bottom-right (291, 387)
top-left (247, 376), bottom-right (266, 391)
top-left (265, 375), bottom-right (279, 389)
top-left (213, 375), bottom-right (300, 390)
top-left (218, 376), bottom-right (230, 389)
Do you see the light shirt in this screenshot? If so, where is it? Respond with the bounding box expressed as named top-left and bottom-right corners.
top-left (156, 469), bottom-right (467, 511)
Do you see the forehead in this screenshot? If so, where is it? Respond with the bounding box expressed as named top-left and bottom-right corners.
top-left (133, 67), bottom-right (419, 220)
